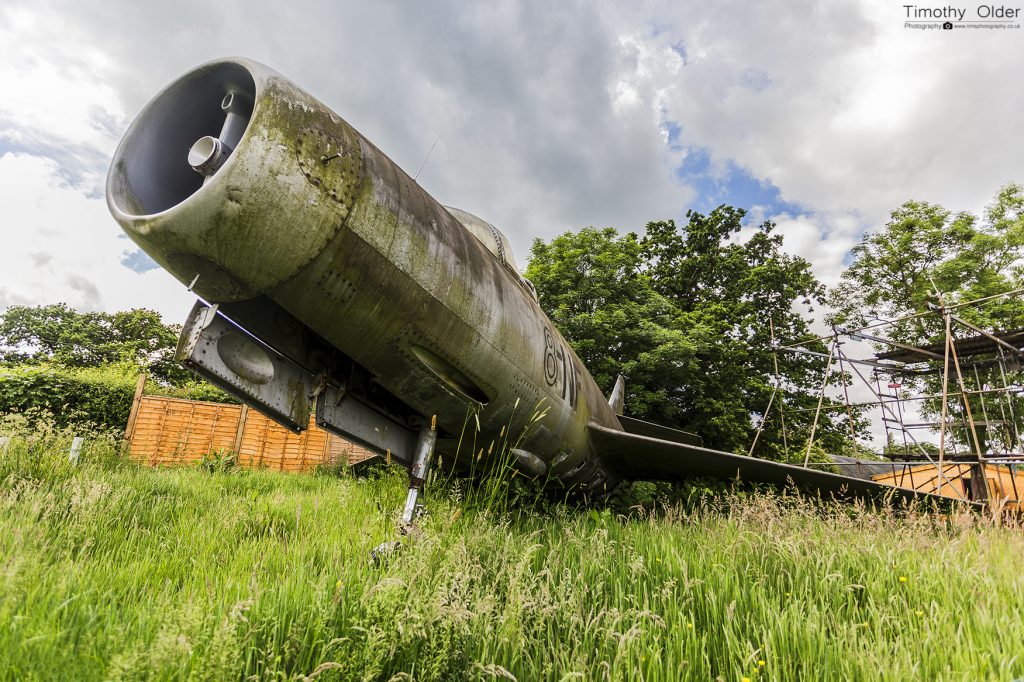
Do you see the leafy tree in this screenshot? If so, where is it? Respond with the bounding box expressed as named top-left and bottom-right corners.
top-left (527, 207), bottom-right (857, 458)
top-left (829, 183), bottom-right (1024, 452)
top-left (0, 303), bottom-right (188, 384)
top-left (528, 228), bottom-right (703, 424)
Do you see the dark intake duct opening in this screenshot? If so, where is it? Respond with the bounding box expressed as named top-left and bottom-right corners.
top-left (109, 61), bottom-right (256, 216)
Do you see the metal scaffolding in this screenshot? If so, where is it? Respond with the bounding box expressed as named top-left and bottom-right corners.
top-left (756, 287), bottom-right (1024, 508)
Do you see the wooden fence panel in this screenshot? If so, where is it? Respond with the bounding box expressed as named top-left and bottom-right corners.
top-left (872, 462), bottom-right (1023, 509)
top-left (127, 393), bottom-right (374, 470)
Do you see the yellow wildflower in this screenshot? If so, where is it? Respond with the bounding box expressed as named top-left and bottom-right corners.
top-left (758, 660), bottom-right (766, 667)
top-left (915, 610), bottom-right (924, 617)
top-left (742, 677), bottom-right (752, 682)
top-left (898, 576), bottom-right (908, 583)
top-left (335, 580), bottom-right (342, 590)
top-left (687, 622), bottom-right (694, 629)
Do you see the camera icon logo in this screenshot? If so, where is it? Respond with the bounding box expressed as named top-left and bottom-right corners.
top-left (942, 21), bottom-right (953, 29)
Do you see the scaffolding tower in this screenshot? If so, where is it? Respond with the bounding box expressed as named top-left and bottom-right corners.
top-left (753, 286), bottom-right (1024, 508)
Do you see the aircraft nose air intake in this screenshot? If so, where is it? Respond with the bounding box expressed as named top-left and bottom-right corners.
top-left (108, 61), bottom-right (256, 217)
top-left (106, 58), bottom-right (363, 302)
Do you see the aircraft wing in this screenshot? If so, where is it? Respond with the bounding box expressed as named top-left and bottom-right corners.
top-left (587, 422), bottom-right (968, 506)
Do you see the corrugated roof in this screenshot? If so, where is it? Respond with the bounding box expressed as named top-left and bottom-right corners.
top-left (829, 455), bottom-right (912, 481)
top-left (875, 328), bottom-right (1024, 364)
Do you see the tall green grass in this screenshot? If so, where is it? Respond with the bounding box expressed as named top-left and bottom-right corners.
top-left (1, 421), bottom-right (1022, 681)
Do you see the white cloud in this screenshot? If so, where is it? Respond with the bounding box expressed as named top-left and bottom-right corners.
top-left (630, 0), bottom-right (1023, 246)
top-left (0, 0), bottom-right (1020, 329)
top-left (0, 5), bottom-right (128, 195)
top-left (770, 212), bottom-right (864, 289)
top-left (0, 153), bottom-right (192, 319)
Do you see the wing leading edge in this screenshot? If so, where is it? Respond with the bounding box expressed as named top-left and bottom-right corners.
top-left (587, 422), bottom-right (969, 506)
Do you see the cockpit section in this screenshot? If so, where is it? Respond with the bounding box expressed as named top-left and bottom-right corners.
top-left (445, 206), bottom-right (538, 300)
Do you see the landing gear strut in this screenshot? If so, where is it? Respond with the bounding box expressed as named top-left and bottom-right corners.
top-left (401, 416), bottom-right (437, 525)
top-left (372, 416), bottom-right (436, 564)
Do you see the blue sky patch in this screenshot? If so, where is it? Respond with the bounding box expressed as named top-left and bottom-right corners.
top-left (671, 136), bottom-right (803, 220)
top-left (120, 249), bottom-right (160, 274)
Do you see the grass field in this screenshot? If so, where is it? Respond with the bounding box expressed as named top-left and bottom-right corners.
top-left (2, 424), bottom-right (1024, 681)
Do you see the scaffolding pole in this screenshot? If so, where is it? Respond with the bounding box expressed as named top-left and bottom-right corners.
top-left (803, 337), bottom-right (837, 468)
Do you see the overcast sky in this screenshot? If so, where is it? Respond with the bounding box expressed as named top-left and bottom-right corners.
top-left (2, 0), bottom-right (1022, 328)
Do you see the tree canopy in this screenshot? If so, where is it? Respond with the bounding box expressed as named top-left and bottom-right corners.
top-left (829, 183), bottom-right (1024, 340)
top-left (526, 206), bottom-right (853, 458)
top-left (0, 303), bottom-right (187, 384)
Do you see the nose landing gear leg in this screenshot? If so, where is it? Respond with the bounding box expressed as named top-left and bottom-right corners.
top-left (372, 416), bottom-right (437, 564)
top-left (401, 415), bottom-right (438, 526)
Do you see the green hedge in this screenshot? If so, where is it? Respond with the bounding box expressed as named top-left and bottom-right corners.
top-left (0, 363), bottom-right (236, 432)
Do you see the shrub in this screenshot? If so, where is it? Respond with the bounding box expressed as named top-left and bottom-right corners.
top-left (0, 364), bottom-right (136, 431)
top-left (0, 362), bottom-right (236, 433)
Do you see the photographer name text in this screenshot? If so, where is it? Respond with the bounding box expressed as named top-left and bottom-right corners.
top-left (904, 4), bottom-right (1021, 19)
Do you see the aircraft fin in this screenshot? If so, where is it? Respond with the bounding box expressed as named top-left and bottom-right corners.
top-left (607, 374), bottom-right (625, 415)
top-left (587, 422), bottom-right (969, 506)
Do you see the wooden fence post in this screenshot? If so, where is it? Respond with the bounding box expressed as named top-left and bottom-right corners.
top-left (233, 404), bottom-right (249, 454)
top-left (124, 374), bottom-right (147, 446)
top-left (321, 430), bottom-right (332, 468)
